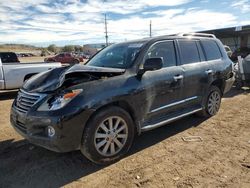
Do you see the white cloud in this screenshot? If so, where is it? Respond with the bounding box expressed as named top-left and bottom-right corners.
top-left (231, 0), bottom-right (250, 13)
top-left (0, 0), bottom-right (245, 46)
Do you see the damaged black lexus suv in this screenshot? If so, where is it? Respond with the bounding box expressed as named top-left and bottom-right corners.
top-left (11, 33), bottom-right (235, 164)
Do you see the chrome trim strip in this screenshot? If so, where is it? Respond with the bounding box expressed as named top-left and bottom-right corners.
top-left (150, 96), bottom-right (198, 113)
top-left (141, 108), bottom-right (202, 132)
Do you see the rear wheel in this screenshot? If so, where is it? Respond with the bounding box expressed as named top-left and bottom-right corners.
top-left (199, 86), bottom-right (222, 117)
top-left (81, 106), bottom-right (135, 165)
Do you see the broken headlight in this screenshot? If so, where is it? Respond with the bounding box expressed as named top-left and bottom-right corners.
top-left (38, 89), bottom-right (82, 111)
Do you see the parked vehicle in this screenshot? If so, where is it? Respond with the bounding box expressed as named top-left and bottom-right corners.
top-left (0, 52), bottom-right (20, 63)
top-left (0, 53), bottom-right (61, 90)
top-left (44, 53), bottom-right (83, 64)
top-left (10, 33), bottom-right (235, 164)
top-left (234, 54), bottom-right (250, 89)
top-left (231, 47), bottom-right (250, 62)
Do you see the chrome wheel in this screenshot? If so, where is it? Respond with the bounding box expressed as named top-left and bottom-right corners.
top-left (94, 116), bottom-right (128, 157)
top-left (207, 91), bottom-right (221, 115)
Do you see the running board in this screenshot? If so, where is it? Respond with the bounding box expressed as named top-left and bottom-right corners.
top-left (141, 108), bottom-right (203, 132)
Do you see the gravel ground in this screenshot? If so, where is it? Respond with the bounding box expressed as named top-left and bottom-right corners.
top-left (0, 88), bottom-right (249, 188)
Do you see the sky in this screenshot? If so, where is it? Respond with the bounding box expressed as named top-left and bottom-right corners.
top-left (0, 0), bottom-right (249, 47)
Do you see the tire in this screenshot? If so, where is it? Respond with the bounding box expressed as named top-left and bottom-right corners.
top-left (81, 106), bottom-right (135, 165)
top-left (235, 80), bottom-right (243, 90)
top-left (73, 59), bottom-right (79, 64)
top-left (198, 86), bottom-right (222, 117)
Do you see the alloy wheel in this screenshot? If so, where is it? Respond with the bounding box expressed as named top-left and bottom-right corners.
top-left (94, 116), bottom-right (128, 157)
top-left (207, 91), bottom-right (221, 115)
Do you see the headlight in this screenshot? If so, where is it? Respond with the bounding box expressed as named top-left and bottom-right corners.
top-left (38, 89), bottom-right (82, 111)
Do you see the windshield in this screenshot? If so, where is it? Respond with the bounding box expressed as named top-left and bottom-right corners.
top-left (87, 42), bottom-right (145, 69)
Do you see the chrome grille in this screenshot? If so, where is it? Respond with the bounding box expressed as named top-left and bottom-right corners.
top-left (15, 90), bottom-right (43, 113)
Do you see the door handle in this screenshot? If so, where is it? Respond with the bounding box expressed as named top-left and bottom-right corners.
top-left (205, 69), bottom-right (213, 75)
top-left (173, 75), bottom-right (184, 81)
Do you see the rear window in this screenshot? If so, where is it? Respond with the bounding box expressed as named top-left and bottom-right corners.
top-left (201, 40), bottom-right (222, 61)
top-left (179, 40), bottom-right (200, 64)
top-left (0, 52), bottom-right (19, 63)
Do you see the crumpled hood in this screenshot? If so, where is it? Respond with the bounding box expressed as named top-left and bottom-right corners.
top-left (23, 65), bottom-right (125, 93)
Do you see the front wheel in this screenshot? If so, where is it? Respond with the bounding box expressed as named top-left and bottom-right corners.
top-left (199, 86), bottom-right (222, 117)
top-left (81, 106), bottom-right (135, 165)
top-left (73, 59), bottom-right (79, 64)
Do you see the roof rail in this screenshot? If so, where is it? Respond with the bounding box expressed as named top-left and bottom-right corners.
top-left (178, 33), bottom-right (216, 39)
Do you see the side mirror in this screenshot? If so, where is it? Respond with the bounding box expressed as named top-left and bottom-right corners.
top-left (143, 57), bottom-right (163, 72)
top-left (137, 58), bottom-right (163, 77)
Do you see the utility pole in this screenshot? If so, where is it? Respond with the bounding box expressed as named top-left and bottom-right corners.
top-left (105, 14), bottom-right (108, 46)
top-left (149, 20), bottom-right (152, 38)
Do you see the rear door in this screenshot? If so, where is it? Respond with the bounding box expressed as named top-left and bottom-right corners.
top-left (177, 39), bottom-right (209, 108)
top-left (141, 40), bottom-right (185, 121)
top-left (200, 39), bottom-right (224, 75)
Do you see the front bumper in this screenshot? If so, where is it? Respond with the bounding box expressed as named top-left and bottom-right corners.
top-left (10, 106), bottom-right (92, 152)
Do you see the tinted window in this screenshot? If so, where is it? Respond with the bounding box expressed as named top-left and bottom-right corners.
top-left (201, 40), bottom-right (222, 61)
top-left (0, 52), bottom-right (19, 63)
top-left (146, 41), bottom-right (176, 67)
top-left (57, 54), bottom-right (64, 57)
top-left (179, 40), bottom-right (200, 64)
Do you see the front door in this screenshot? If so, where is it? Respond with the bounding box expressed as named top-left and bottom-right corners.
top-left (140, 40), bottom-right (185, 122)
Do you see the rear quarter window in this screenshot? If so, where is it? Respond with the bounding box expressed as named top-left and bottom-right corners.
top-left (201, 40), bottom-right (222, 61)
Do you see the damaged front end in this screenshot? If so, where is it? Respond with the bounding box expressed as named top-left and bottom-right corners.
top-left (23, 65), bottom-right (125, 93)
top-left (11, 65), bottom-right (126, 152)
top-left (21, 65), bottom-right (125, 112)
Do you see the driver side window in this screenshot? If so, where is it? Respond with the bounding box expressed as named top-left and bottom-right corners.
top-left (146, 41), bottom-right (177, 67)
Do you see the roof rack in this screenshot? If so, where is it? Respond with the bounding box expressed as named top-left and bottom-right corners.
top-left (177, 33), bottom-right (216, 39)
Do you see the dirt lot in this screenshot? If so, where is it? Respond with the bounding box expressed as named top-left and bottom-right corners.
top-left (19, 56), bottom-right (88, 64)
top-left (0, 88), bottom-right (249, 188)
top-left (19, 56), bottom-right (47, 63)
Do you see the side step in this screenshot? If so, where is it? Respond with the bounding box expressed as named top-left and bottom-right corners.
top-left (141, 108), bottom-right (202, 132)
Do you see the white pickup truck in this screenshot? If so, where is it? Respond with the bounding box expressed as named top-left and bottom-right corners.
top-left (0, 52), bottom-right (61, 90)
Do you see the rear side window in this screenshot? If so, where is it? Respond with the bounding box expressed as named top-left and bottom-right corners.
top-left (178, 40), bottom-right (200, 64)
top-left (146, 41), bottom-right (177, 67)
top-left (201, 40), bottom-right (222, 61)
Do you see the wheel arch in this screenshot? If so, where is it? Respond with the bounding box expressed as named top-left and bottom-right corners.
top-left (83, 100), bottom-right (139, 135)
top-left (210, 79), bottom-right (225, 94)
top-left (24, 73), bottom-right (38, 82)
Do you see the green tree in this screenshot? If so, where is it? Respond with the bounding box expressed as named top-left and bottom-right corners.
top-left (74, 45), bottom-right (83, 52)
top-left (62, 45), bottom-right (75, 52)
top-left (47, 44), bottom-right (57, 53)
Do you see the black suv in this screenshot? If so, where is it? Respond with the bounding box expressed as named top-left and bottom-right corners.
top-left (10, 33), bottom-right (235, 164)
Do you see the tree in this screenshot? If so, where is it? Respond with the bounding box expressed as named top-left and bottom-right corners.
top-left (74, 45), bottom-right (83, 52)
top-left (62, 45), bottom-right (75, 52)
top-left (47, 44), bottom-right (57, 53)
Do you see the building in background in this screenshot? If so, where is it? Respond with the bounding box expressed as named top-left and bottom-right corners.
top-left (201, 25), bottom-right (250, 51)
